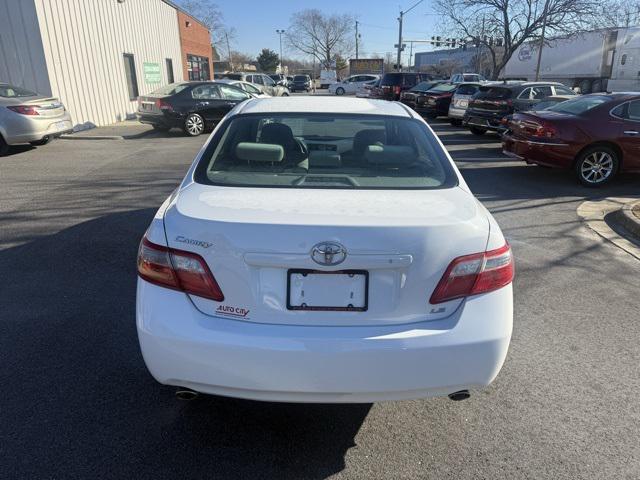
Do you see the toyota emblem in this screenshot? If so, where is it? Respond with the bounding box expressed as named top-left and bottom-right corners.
top-left (311, 242), bottom-right (347, 266)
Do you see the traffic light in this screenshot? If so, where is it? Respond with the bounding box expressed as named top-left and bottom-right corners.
top-left (435, 36), bottom-right (441, 47)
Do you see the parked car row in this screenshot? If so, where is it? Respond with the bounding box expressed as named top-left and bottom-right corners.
top-left (387, 76), bottom-right (637, 186)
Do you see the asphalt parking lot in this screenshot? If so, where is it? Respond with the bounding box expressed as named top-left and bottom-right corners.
top-left (1, 111), bottom-right (639, 479)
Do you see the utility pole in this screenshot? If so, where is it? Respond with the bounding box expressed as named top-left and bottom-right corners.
top-left (535, 0), bottom-right (550, 81)
top-left (355, 21), bottom-right (359, 59)
top-left (396, 11), bottom-right (404, 71)
top-left (225, 31), bottom-right (233, 72)
top-left (276, 29), bottom-right (285, 73)
top-left (396, 0), bottom-right (425, 72)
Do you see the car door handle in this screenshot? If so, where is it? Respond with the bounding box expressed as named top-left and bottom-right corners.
top-left (623, 130), bottom-right (639, 135)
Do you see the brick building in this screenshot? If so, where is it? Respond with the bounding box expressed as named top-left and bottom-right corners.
top-left (177, 11), bottom-right (213, 81)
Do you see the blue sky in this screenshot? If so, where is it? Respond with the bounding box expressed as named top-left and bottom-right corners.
top-left (217, 0), bottom-right (442, 61)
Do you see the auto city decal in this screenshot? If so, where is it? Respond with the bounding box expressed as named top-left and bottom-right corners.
top-left (216, 305), bottom-right (250, 319)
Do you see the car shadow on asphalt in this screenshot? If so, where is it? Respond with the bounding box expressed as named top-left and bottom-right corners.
top-left (0, 208), bottom-right (371, 480)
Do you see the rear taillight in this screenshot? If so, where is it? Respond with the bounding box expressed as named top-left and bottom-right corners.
top-left (393, 86), bottom-right (401, 95)
top-left (137, 237), bottom-right (224, 301)
top-left (155, 98), bottom-right (173, 111)
top-left (430, 243), bottom-right (514, 304)
top-left (7, 105), bottom-right (40, 116)
top-left (532, 123), bottom-right (557, 138)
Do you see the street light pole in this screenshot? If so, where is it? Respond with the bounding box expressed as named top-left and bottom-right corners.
top-left (534, 0), bottom-right (550, 81)
top-left (396, 11), bottom-right (404, 71)
top-left (276, 29), bottom-right (285, 74)
top-left (396, 0), bottom-right (425, 72)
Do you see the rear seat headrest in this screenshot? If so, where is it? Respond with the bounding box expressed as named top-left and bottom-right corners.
top-left (235, 142), bottom-right (284, 163)
top-left (364, 145), bottom-right (416, 165)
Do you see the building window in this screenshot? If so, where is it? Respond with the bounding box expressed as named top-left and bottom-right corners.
top-left (166, 58), bottom-right (174, 84)
top-left (187, 54), bottom-right (210, 81)
top-left (123, 53), bottom-right (139, 100)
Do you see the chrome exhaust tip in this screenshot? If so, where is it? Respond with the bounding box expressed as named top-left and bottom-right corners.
top-left (175, 388), bottom-right (199, 401)
top-left (448, 390), bottom-right (471, 401)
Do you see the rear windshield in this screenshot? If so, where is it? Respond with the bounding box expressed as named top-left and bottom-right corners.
top-left (547, 95), bottom-right (612, 114)
top-left (463, 74), bottom-right (483, 82)
top-left (194, 114), bottom-right (457, 189)
top-left (294, 75), bottom-right (308, 81)
top-left (0, 84), bottom-right (37, 98)
top-left (381, 73), bottom-right (411, 86)
top-left (410, 81), bottom-right (437, 92)
top-left (222, 74), bottom-right (243, 80)
top-left (428, 83), bottom-right (457, 93)
top-left (150, 83), bottom-right (189, 96)
top-left (456, 84), bottom-right (479, 95)
top-left (476, 86), bottom-right (513, 99)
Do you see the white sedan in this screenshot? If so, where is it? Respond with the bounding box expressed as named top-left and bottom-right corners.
top-left (215, 79), bottom-right (270, 98)
top-left (136, 97), bottom-right (513, 403)
top-left (328, 74), bottom-right (380, 95)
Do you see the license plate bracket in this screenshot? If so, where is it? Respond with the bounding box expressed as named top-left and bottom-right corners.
top-left (286, 269), bottom-right (369, 311)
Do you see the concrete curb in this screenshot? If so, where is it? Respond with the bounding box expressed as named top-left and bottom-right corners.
top-left (60, 130), bottom-right (154, 141)
top-left (577, 197), bottom-right (640, 260)
top-left (615, 200), bottom-right (640, 241)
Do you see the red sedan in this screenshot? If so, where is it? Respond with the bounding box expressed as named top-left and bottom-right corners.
top-left (502, 93), bottom-right (640, 186)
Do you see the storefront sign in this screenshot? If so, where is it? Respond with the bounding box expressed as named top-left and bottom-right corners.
top-left (143, 62), bottom-right (161, 83)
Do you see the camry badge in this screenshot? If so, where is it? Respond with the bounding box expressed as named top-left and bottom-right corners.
top-left (311, 242), bottom-right (347, 266)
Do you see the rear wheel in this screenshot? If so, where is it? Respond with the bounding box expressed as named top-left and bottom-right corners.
top-left (0, 134), bottom-right (9, 156)
top-left (30, 136), bottom-right (51, 146)
top-left (575, 146), bottom-right (619, 187)
top-left (335, 87), bottom-right (345, 96)
top-left (470, 126), bottom-right (487, 135)
top-left (184, 113), bottom-right (205, 136)
top-left (579, 79), bottom-right (592, 94)
top-left (449, 119), bottom-right (462, 126)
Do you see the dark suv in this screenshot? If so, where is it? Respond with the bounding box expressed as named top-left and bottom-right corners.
top-left (370, 72), bottom-right (433, 101)
top-left (463, 81), bottom-right (576, 134)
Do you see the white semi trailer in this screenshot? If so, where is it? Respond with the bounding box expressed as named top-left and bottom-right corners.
top-left (502, 27), bottom-right (640, 93)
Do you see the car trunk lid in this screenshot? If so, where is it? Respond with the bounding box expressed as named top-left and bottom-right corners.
top-left (163, 184), bottom-right (490, 327)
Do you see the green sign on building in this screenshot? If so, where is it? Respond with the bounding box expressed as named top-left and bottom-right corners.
top-left (143, 62), bottom-right (161, 84)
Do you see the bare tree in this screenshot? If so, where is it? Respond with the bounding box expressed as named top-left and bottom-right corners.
top-left (173, 0), bottom-right (235, 48)
top-left (436, 0), bottom-right (602, 79)
top-left (285, 9), bottom-right (356, 66)
top-left (597, 0), bottom-right (640, 27)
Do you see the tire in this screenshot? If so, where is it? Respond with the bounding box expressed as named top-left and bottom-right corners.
top-left (591, 79), bottom-right (603, 93)
top-left (579, 79), bottom-right (592, 94)
top-left (152, 124), bottom-right (171, 132)
top-left (281, 92), bottom-right (289, 97)
top-left (449, 119), bottom-right (462, 126)
top-left (575, 145), bottom-right (619, 187)
top-left (30, 136), bottom-right (51, 146)
top-left (0, 134), bottom-right (9, 156)
top-left (335, 87), bottom-right (345, 96)
top-left (183, 113), bottom-right (205, 136)
top-left (470, 126), bottom-right (487, 135)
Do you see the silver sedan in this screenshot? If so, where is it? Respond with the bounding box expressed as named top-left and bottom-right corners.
top-left (0, 83), bottom-right (73, 156)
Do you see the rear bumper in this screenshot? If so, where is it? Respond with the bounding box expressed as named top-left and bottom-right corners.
top-left (502, 134), bottom-right (574, 168)
top-left (3, 111), bottom-right (73, 144)
top-left (463, 112), bottom-right (507, 132)
top-left (136, 112), bottom-right (182, 128)
top-left (137, 279), bottom-right (513, 403)
top-left (448, 106), bottom-right (466, 119)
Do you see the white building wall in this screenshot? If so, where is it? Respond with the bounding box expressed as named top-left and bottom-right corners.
top-left (0, 0), bottom-right (51, 95)
top-left (32, 0), bottom-right (184, 128)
